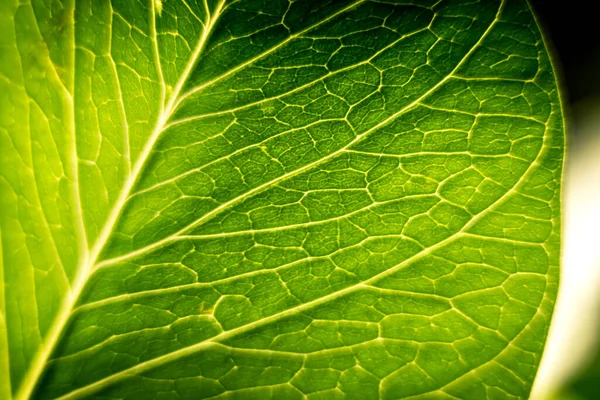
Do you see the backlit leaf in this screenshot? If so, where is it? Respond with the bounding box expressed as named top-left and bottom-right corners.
top-left (0, 0), bottom-right (564, 398)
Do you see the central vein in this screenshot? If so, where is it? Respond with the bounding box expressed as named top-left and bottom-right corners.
top-left (14, 2), bottom-right (227, 399)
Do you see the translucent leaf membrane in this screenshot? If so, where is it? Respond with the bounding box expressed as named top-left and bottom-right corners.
top-left (0, 0), bottom-right (564, 399)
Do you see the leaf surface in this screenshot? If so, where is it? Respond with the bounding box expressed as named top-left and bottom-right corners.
top-left (0, 0), bottom-right (564, 398)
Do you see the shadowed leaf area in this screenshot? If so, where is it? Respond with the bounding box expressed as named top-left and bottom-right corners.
top-left (0, 0), bottom-right (564, 399)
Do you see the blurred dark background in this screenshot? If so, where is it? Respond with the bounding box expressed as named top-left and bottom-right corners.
top-left (530, 1), bottom-right (600, 107)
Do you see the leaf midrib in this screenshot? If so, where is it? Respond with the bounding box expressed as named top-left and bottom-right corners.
top-left (15, 0), bottom-right (377, 397)
top-left (14, 1), bottom-right (228, 398)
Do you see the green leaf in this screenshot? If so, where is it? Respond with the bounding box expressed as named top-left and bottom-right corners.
top-left (0, 0), bottom-right (564, 399)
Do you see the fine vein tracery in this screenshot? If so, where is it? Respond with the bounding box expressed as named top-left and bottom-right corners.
top-left (0, 0), bottom-right (564, 399)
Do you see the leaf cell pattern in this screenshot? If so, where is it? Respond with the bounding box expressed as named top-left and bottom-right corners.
top-left (0, 0), bottom-right (564, 399)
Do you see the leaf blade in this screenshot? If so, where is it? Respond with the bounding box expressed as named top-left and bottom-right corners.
top-left (0, 0), bottom-right (564, 399)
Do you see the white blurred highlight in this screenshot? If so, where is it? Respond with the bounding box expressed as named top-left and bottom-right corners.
top-left (532, 100), bottom-right (600, 399)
